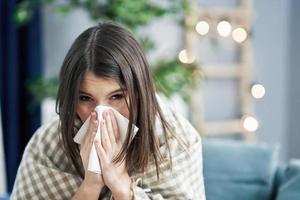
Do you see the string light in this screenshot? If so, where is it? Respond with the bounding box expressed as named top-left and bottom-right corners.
top-left (251, 84), bottom-right (266, 99)
top-left (178, 49), bottom-right (195, 64)
top-left (242, 115), bottom-right (259, 132)
top-left (217, 20), bottom-right (232, 37)
top-left (232, 27), bottom-right (248, 43)
top-left (195, 21), bottom-right (210, 36)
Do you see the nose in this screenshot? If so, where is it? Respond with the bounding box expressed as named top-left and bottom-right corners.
top-left (93, 101), bottom-right (110, 108)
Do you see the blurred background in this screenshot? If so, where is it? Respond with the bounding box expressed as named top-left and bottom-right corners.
top-left (0, 0), bottom-right (300, 196)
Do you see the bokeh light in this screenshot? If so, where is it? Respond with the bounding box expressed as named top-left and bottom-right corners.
top-left (178, 49), bottom-right (195, 64)
top-left (251, 84), bottom-right (266, 99)
top-left (217, 20), bottom-right (232, 37)
top-left (232, 27), bottom-right (248, 43)
top-left (195, 21), bottom-right (210, 36)
top-left (242, 116), bottom-right (259, 132)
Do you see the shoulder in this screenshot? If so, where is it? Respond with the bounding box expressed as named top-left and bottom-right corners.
top-left (155, 95), bottom-right (202, 148)
top-left (134, 96), bottom-right (205, 197)
top-left (23, 117), bottom-right (74, 171)
top-left (26, 117), bottom-right (61, 153)
top-left (11, 118), bottom-right (82, 199)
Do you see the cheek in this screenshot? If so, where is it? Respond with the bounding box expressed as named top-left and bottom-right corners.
top-left (115, 97), bottom-right (130, 119)
top-left (119, 106), bottom-right (130, 119)
top-left (77, 104), bottom-right (93, 122)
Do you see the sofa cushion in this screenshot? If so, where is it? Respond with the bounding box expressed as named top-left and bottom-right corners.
top-left (203, 139), bottom-right (278, 200)
top-left (270, 166), bottom-right (285, 200)
top-left (276, 160), bottom-right (300, 200)
top-left (0, 193), bottom-right (9, 200)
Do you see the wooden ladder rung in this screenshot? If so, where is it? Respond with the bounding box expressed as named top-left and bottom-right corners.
top-left (201, 64), bottom-right (241, 78)
top-left (202, 119), bottom-right (247, 136)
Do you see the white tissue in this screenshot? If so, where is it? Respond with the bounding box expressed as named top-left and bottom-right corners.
top-left (73, 105), bottom-right (139, 174)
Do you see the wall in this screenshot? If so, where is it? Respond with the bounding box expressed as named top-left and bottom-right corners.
top-left (287, 0), bottom-right (300, 159)
top-left (43, 7), bottom-right (96, 78)
top-left (253, 0), bottom-right (290, 162)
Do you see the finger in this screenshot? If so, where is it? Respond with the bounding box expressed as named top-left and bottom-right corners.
top-left (82, 112), bottom-right (98, 148)
top-left (95, 139), bottom-right (108, 164)
top-left (109, 110), bottom-right (120, 141)
top-left (80, 130), bottom-right (96, 169)
top-left (90, 111), bottom-right (99, 132)
top-left (81, 130), bottom-right (96, 156)
top-left (81, 127), bottom-right (97, 152)
top-left (105, 111), bottom-right (116, 145)
top-left (100, 118), bottom-right (111, 151)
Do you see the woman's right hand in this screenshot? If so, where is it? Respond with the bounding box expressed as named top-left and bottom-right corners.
top-left (79, 111), bottom-right (104, 191)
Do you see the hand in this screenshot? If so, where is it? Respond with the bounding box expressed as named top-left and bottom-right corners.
top-left (95, 110), bottom-right (133, 200)
top-left (80, 111), bottom-right (104, 191)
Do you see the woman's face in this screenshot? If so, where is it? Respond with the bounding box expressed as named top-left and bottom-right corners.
top-left (77, 71), bottom-right (130, 122)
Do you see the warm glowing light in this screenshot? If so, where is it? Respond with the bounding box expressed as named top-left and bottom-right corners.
top-left (178, 49), bottom-right (195, 64)
top-left (251, 84), bottom-right (266, 99)
top-left (217, 20), bottom-right (232, 37)
top-left (195, 21), bottom-right (210, 35)
top-left (242, 116), bottom-right (259, 132)
top-left (232, 27), bottom-right (248, 43)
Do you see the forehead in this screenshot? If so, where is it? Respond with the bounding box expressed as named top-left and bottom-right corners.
top-left (80, 71), bottom-right (120, 93)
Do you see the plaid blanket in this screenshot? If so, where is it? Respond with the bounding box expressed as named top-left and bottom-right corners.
top-left (11, 101), bottom-right (206, 199)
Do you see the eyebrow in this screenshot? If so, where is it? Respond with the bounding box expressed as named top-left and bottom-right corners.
top-left (109, 88), bottom-right (125, 95)
top-left (79, 88), bottom-right (126, 96)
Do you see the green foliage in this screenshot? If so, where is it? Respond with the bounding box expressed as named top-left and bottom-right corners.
top-left (27, 77), bottom-right (58, 103)
top-left (153, 59), bottom-right (201, 102)
top-left (14, 0), bottom-right (183, 30)
top-left (106, 0), bottom-right (179, 29)
top-left (13, 1), bottom-right (33, 25)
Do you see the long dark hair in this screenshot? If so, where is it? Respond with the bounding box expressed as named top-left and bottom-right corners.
top-left (56, 22), bottom-right (171, 182)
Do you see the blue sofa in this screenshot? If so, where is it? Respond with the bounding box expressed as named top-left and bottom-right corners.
top-left (203, 139), bottom-right (300, 200)
top-left (1, 139), bottom-right (299, 200)
top-left (0, 194), bottom-right (8, 200)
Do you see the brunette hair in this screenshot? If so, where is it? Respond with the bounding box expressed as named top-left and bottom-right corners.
top-left (56, 21), bottom-right (171, 180)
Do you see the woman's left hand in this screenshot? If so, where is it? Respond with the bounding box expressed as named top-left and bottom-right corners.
top-left (94, 110), bottom-right (133, 200)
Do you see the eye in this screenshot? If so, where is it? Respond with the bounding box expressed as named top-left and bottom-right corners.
top-left (110, 94), bottom-right (124, 100)
top-left (79, 95), bottom-right (92, 101)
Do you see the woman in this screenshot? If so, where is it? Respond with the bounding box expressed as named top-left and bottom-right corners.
top-left (11, 21), bottom-right (206, 200)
